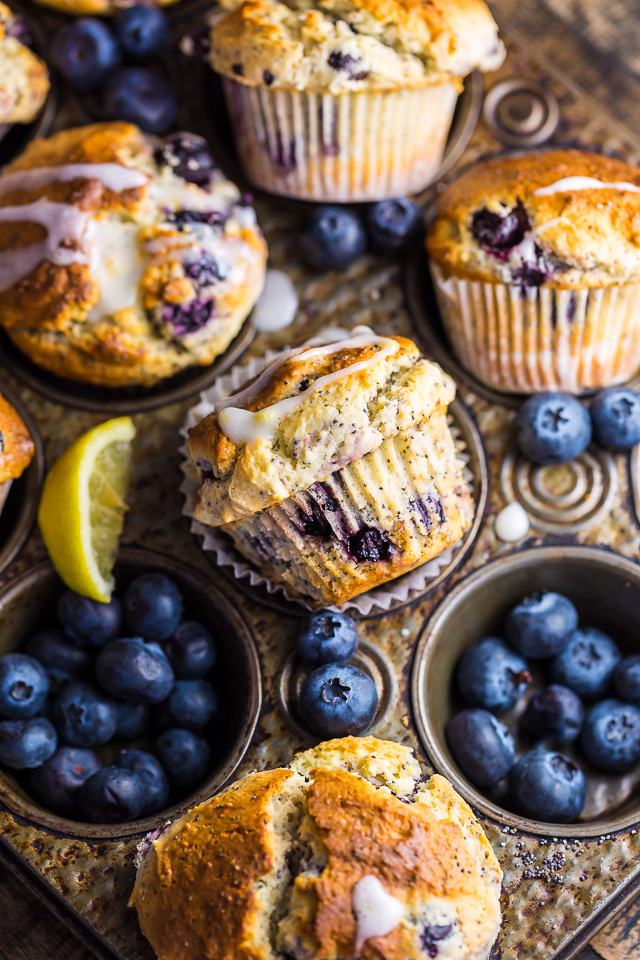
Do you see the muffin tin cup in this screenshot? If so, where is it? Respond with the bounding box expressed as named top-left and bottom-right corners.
top-left (411, 545), bottom-right (640, 838)
top-left (0, 547), bottom-right (262, 839)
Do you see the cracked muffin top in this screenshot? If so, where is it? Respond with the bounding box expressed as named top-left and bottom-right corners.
top-left (427, 150), bottom-right (640, 289)
top-left (0, 122), bottom-right (267, 388)
top-left (131, 736), bottom-right (503, 960)
top-left (0, 2), bottom-right (49, 123)
top-left (0, 391), bottom-right (34, 484)
top-left (209, 0), bottom-right (505, 93)
top-left (187, 327), bottom-right (456, 524)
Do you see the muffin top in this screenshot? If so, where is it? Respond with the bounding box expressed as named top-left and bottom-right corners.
top-left (0, 2), bottom-right (49, 123)
top-left (427, 149), bottom-right (640, 289)
top-left (209, 0), bottom-right (505, 93)
top-left (0, 391), bottom-right (34, 484)
top-left (188, 326), bottom-right (456, 523)
top-left (29, 0), bottom-right (178, 16)
top-left (131, 736), bottom-right (502, 960)
top-left (0, 122), bottom-right (267, 388)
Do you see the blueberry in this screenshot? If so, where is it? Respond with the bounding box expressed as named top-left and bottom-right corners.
top-left (300, 207), bottom-right (367, 272)
top-left (96, 638), bottom-right (175, 704)
top-left (298, 662), bottom-right (378, 737)
top-left (51, 18), bottom-right (121, 92)
top-left (456, 637), bottom-right (531, 711)
top-left (78, 765), bottom-right (146, 823)
top-left (0, 717), bottom-right (57, 770)
top-left (115, 749), bottom-right (169, 815)
top-left (114, 701), bottom-right (151, 740)
top-left (30, 746), bottom-right (101, 817)
top-left (505, 591), bottom-right (578, 659)
top-left (163, 299), bottom-right (213, 337)
top-left (516, 393), bottom-right (592, 465)
top-left (509, 750), bottom-right (586, 822)
top-left (366, 198), bottom-right (421, 252)
top-left (591, 387), bottom-right (640, 451)
top-left (446, 709), bottom-right (515, 787)
top-left (614, 655), bottom-right (640, 705)
top-left (57, 592), bottom-right (122, 648)
top-left (103, 67), bottom-right (176, 134)
top-left (156, 679), bottom-right (221, 735)
top-left (550, 628), bottom-right (621, 701)
top-left (114, 6), bottom-right (169, 58)
top-left (123, 573), bottom-right (183, 642)
top-left (296, 610), bottom-right (359, 665)
top-left (25, 629), bottom-right (92, 690)
top-left (522, 685), bottom-right (584, 743)
top-left (52, 682), bottom-right (117, 747)
top-left (154, 133), bottom-right (215, 187)
top-left (0, 653), bottom-right (49, 718)
top-left (580, 699), bottom-right (640, 773)
top-left (163, 621), bottom-right (216, 679)
top-left (155, 728), bottom-right (211, 790)
top-left (471, 201), bottom-right (529, 253)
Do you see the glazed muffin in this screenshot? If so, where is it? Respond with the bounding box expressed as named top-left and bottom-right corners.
top-left (31, 0), bottom-right (178, 14)
top-left (0, 123), bottom-right (267, 389)
top-left (0, 390), bottom-right (35, 513)
top-left (208, 0), bottom-right (505, 201)
top-left (187, 327), bottom-right (473, 606)
top-left (427, 150), bottom-right (640, 394)
top-left (132, 736), bottom-right (503, 960)
top-left (0, 3), bottom-right (49, 124)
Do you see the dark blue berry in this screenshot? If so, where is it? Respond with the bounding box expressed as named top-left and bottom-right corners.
top-left (613, 655), bottom-right (640, 705)
top-left (522, 684), bottom-right (584, 743)
top-left (156, 679), bottom-right (221, 735)
top-left (123, 573), bottom-right (183, 641)
top-left (0, 653), bottom-right (49, 718)
top-left (421, 925), bottom-right (453, 958)
top-left (114, 6), bottom-right (169, 58)
top-left (166, 209), bottom-right (225, 231)
top-left (163, 299), bottom-right (213, 336)
top-left (51, 18), bottom-right (121, 91)
top-left (509, 750), bottom-right (586, 822)
top-left (154, 133), bottom-right (214, 187)
top-left (456, 637), bottom-right (531, 711)
top-left (104, 67), bottom-right (176, 134)
top-left (346, 527), bottom-right (394, 563)
top-left (30, 746), bottom-right (101, 817)
top-left (163, 621), bottom-right (216, 679)
top-left (446, 709), bottom-right (515, 786)
top-left (471, 201), bottom-right (529, 254)
top-left (25, 629), bottom-right (92, 691)
top-left (0, 717), bottom-right (57, 770)
top-left (505, 591), bottom-right (578, 659)
top-left (184, 254), bottom-right (221, 287)
top-left (550, 628), bottom-right (621, 701)
top-left (78, 765), bottom-right (145, 823)
top-left (114, 701), bottom-right (151, 740)
top-left (115, 749), bottom-right (169, 815)
top-left (367, 198), bottom-right (421, 252)
top-left (57, 591), bottom-right (122, 648)
top-left (591, 387), bottom-right (640, 451)
top-left (300, 207), bottom-right (367, 272)
top-left (516, 393), bottom-right (592, 465)
top-left (298, 662), bottom-right (378, 737)
top-left (580, 699), bottom-right (640, 773)
top-left (155, 728), bottom-right (211, 790)
top-left (296, 610), bottom-right (358, 665)
top-left (52, 682), bottom-right (117, 747)
top-left (96, 638), bottom-right (175, 704)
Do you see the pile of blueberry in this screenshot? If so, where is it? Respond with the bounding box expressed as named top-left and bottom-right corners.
top-left (0, 573), bottom-right (220, 823)
top-left (294, 611), bottom-right (379, 737)
top-left (516, 386), bottom-right (640, 464)
top-left (51, 6), bottom-right (176, 133)
top-left (446, 590), bottom-right (640, 823)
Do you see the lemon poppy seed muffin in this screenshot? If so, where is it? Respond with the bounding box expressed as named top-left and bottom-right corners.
top-left (427, 149), bottom-right (640, 393)
top-left (131, 736), bottom-right (503, 960)
top-left (0, 122), bottom-right (267, 389)
top-left (187, 327), bottom-right (473, 606)
top-left (209, 0), bottom-right (505, 200)
top-left (0, 3), bottom-right (49, 124)
top-left (0, 390), bottom-right (35, 514)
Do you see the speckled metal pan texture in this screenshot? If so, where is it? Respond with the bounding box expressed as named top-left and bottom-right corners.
top-left (2, 11), bottom-right (640, 960)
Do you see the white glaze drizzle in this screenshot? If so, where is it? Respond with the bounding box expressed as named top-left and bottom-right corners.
top-left (0, 163), bottom-right (147, 195)
top-left (251, 269), bottom-right (298, 332)
top-left (87, 219), bottom-right (143, 320)
top-left (533, 176), bottom-right (640, 197)
top-left (352, 876), bottom-right (404, 955)
top-left (0, 200), bottom-right (90, 292)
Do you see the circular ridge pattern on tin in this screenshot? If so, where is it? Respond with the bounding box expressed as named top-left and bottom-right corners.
top-left (500, 444), bottom-right (617, 533)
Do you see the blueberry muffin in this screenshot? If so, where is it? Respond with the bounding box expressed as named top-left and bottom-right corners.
top-left (31, 0), bottom-right (178, 15)
top-left (427, 150), bottom-right (640, 394)
top-left (0, 123), bottom-right (267, 389)
top-left (208, 0), bottom-right (504, 201)
top-left (187, 327), bottom-right (473, 606)
top-left (0, 3), bottom-right (49, 124)
top-left (0, 390), bottom-right (35, 513)
top-left (132, 736), bottom-right (503, 960)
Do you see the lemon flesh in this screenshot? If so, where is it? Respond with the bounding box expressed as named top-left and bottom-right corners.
top-left (38, 417), bottom-right (136, 602)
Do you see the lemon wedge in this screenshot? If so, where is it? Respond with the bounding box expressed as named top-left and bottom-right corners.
top-left (38, 417), bottom-right (136, 602)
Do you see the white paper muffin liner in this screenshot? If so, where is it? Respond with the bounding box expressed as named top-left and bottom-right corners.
top-left (222, 79), bottom-right (459, 202)
top-left (430, 262), bottom-right (640, 394)
top-left (179, 341), bottom-right (474, 614)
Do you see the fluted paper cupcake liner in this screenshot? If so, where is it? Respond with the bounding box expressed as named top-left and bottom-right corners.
top-left (430, 262), bottom-right (640, 394)
top-left (223, 79), bottom-right (458, 202)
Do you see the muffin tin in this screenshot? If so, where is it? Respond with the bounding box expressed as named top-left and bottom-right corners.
top-left (1, 15), bottom-right (640, 960)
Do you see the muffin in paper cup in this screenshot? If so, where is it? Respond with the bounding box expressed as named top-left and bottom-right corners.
top-left (427, 149), bottom-right (640, 394)
top-left (207, 0), bottom-right (505, 202)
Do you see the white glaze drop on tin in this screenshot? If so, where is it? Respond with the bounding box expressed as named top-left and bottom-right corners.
top-left (0, 200), bottom-right (91, 292)
top-left (0, 163), bottom-right (148, 195)
top-left (352, 875), bottom-right (404, 955)
top-left (533, 176), bottom-right (640, 197)
top-left (251, 269), bottom-right (298, 332)
top-left (495, 502), bottom-right (530, 542)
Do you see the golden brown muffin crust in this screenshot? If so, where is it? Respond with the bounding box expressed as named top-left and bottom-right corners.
top-left (0, 391), bottom-right (34, 482)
